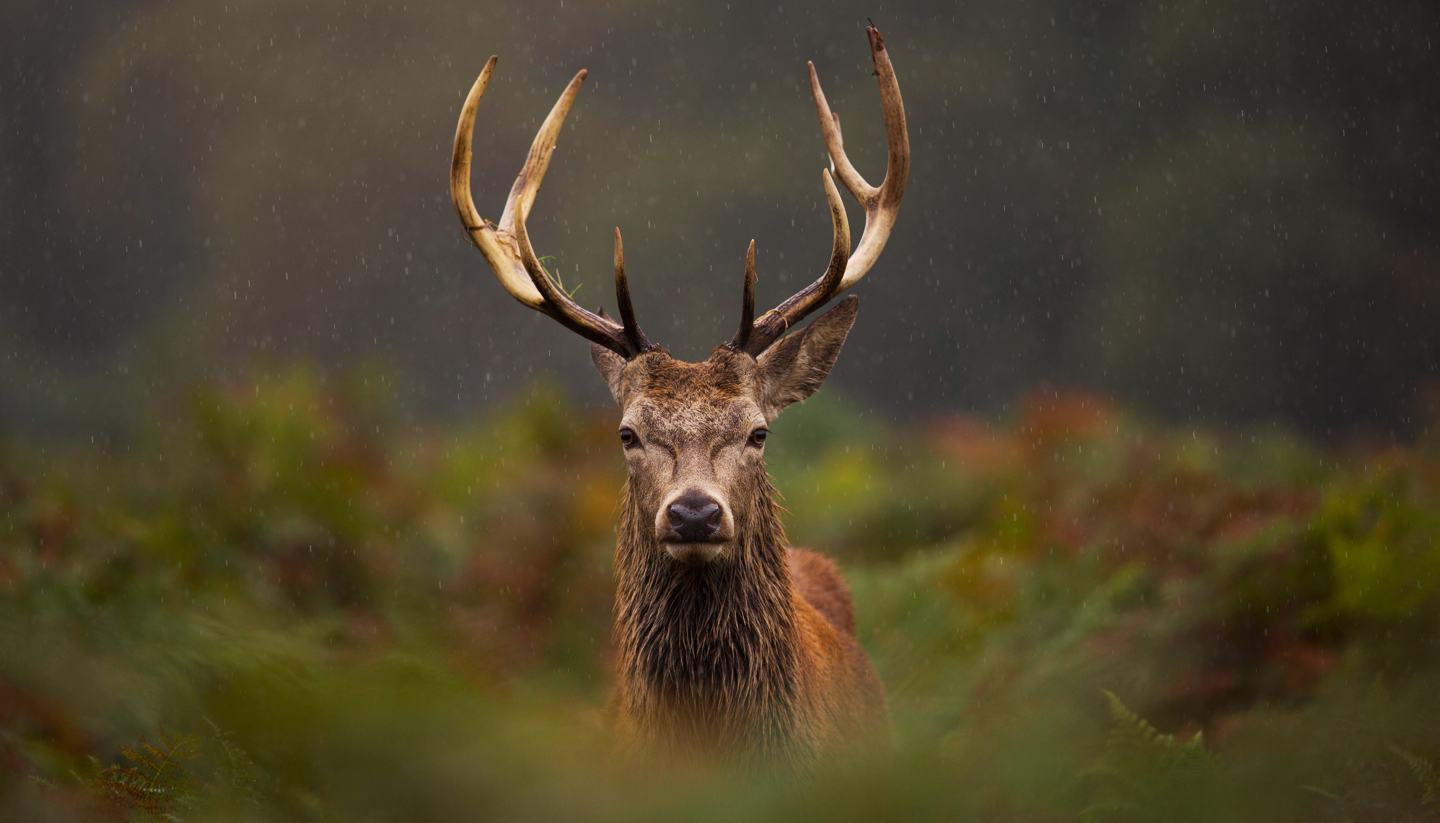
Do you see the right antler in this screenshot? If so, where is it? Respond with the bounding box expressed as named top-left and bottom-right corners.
top-left (731, 24), bottom-right (910, 356)
top-left (451, 58), bottom-right (655, 358)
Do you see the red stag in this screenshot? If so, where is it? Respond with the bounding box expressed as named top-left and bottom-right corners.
top-left (449, 25), bottom-right (909, 765)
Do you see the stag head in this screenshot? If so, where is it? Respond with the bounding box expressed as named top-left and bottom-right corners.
top-left (451, 25), bottom-right (909, 566)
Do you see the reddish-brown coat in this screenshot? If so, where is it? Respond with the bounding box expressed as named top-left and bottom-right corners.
top-left (605, 371), bottom-right (889, 765)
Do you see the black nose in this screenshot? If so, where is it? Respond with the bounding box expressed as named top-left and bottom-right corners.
top-left (666, 492), bottom-right (723, 542)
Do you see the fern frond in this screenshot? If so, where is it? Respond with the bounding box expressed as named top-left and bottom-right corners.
top-left (1392, 746), bottom-right (1440, 805)
top-left (92, 731), bottom-right (200, 816)
top-left (1082, 691), bottom-right (1214, 821)
top-left (207, 717), bottom-right (261, 802)
top-left (1102, 690), bottom-right (1207, 769)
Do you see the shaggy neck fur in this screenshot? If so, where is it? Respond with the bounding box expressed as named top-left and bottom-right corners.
top-left (613, 470), bottom-right (801, 760)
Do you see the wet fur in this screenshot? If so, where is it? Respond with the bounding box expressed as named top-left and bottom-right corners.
top-left (612, 469), bottom-right (888, 765)
top-left (601, 301), bottom-right (887, 766)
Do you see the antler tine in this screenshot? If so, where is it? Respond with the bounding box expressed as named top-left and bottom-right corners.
top-left (733, 239), bottom-right (758, 350)
top-left (613, 227), bottom-right (650, 353)
top-left (451, 57), bottom-right (545, 309)
top-left (450, 60), bottom-right (654, 358)
top-left (499, 69), bottom-right (587, 233)
top-left (839, 24), bottom-right (909, 292)
top-left (808, 65), bottom-right (872, 203)
top-left (736, 23), bottom-right (909, 356)
top-left (731, 170), bottom-right (850, 350)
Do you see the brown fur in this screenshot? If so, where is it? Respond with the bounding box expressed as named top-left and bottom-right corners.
top-left (611, 468), bottom-right (887, 766)
top-left (790, 548), bottom-right (857, 636)
top-left (596, 299), bottom-right (887, 767)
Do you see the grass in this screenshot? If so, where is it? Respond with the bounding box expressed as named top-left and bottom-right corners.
top-left (3, 369), bottom-right (1440, 820)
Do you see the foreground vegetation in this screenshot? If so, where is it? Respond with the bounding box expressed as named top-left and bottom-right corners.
top-left (3, 371), bottom-right (1440, 820)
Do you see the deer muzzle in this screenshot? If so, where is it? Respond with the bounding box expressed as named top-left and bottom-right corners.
top-left (657, 488), bottom-right (733, 564)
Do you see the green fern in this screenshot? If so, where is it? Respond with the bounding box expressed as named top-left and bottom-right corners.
top-left (1392, 746), bottom-right (1440, 806)
top-left (1080, 691), bottom-right (1212, 822)
top-left (91, 731), bottom-right (200, 818)
top-left (1103, 690), bottom-right (1207, 769)
top-left (207, 717), bottom-right (261, 804)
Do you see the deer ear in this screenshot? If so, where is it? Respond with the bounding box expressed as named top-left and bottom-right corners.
top-left (756, 296), bottom-right (858, 417)
top-left (591, 342), bottom-right (627, 403)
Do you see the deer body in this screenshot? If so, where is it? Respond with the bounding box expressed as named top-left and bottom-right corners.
top-left (448, 25), bottom-right (910, 765)
top-left (605, 350), bottom-right (888, 763)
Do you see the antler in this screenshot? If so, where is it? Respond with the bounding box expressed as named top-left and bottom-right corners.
top-left (451, 58), bottom-right (654, 358)
top-left (731, 24), bottom-right (910, 355)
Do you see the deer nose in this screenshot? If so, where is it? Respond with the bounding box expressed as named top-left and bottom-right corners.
top-left (666, 492), bottom-right (723, 542)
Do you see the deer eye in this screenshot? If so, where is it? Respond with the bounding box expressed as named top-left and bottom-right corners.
top-left (747, 428), bottom-right (769, 448)
top-left (618, 427), bottom-right (640, 449)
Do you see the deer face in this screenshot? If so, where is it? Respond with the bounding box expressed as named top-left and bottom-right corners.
top-left (591, 298), bottom-right (859, 565)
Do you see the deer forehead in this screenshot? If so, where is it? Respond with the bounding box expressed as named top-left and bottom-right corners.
top-left (618, 350), bottom-right (752, 402)
top-left (619, 352), bottom-right (765, 441)
top-left (630, 401), bottom-right (756, 446)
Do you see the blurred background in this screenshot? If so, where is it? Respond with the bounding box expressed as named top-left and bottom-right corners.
top-left (5, 0), bottom-right (1438, 438)
top-left (5, 1), bottom-right (1440, 821)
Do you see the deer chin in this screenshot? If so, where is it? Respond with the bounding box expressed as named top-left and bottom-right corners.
top-left (662, 541), bottom-right (725, 565)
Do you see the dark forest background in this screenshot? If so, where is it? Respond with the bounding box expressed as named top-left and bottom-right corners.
top-left (5, 0), bottom-right (1437, 438)
top-left (6, 3), bottom-right (1440, 820)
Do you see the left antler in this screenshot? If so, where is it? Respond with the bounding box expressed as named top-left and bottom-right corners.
top-left (451, 58), bottom-right (655, 358)
top-left (731, 24), bottom-right (910, 356)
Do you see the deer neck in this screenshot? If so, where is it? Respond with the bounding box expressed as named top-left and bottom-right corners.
top-left (613, 473), bottom-right (801, 753)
